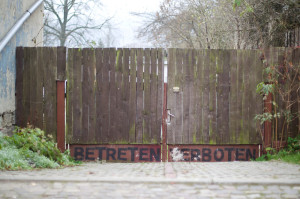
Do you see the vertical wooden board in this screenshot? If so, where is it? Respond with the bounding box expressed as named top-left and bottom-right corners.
top-left (16, 47), bottom-right (25, 127)
top-left (156, 48), bottom-right (163, 143)
top-left (208, 50), bottom-right (217, 144)
top-left (81, 49), bottom-right (89, 143)
top-left (29, 48), bottom-right (37, 127)
top-left (254, 50), bottom-right (264, 143)
top-left (202, 50), bottom-right (210, 144)
top-left (143, 48), bottom-right (151, 143)
top-left (95, 48), bottom-right (103, 143)
top-left (57, 47), bottom-right (66, 80)
top-left (43, 47), bottom-right (57, 140)
top-left (102, 49), bottom-right (111, 143)
top-left (35, 47), bottom-right (44, 129)
top-left (115, 48), bottom-right (125, 142)
top-left (216, 49), bottom-right (223, 144)
top-left (150, 49), bottom-right (159, 143)
top-left (115, 48), bottom-right (122, 142)
top-left (190, 49), bottom-right (199, 144)
top-left (129, 49), bottom-right (137, 143)
top-left (237, 50), bottom-right (247, 144)
top-left (66, 48), bottom-right (74, 143)
top-left (109, 48), bottom-right (117, 143)
top-left (229, 50), bottom-right (238, 144)
top-left (183, 49), bottom-right (192, 144)
top-left (23, 48), bottom-right (31, 126)
top-left (182, 49), bottom-right (190, 144)
top-left (248, 50), bottom-right (260, 144)
top-left (136, 48), bottom-right (144, 143)
top-left (194, 50), bottom-right (204, 143)
top-left (218, 50), bottom-right (230, 144)
top-left (174, 49), bottom-right (184, 144)
top-left (72, 48), bottom-right (82, 143)
top-left (121, 48), bottom-right (130, 142)
top-left (167, 48), bottom-right (176, 144)
top-left (82, 49), bottom-right (96, 143)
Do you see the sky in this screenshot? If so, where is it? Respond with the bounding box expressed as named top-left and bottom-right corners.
top-left (99, 0), bottom-right (162, 47)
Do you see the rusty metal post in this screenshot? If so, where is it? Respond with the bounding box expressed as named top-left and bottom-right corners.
top-left (264, 92), bottom-right (272, 150)
top-left (57, 80), bottom-right (65, 152)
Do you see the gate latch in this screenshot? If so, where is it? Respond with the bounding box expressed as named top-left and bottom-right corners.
top-left (166, 109), bottom-right (175, 124)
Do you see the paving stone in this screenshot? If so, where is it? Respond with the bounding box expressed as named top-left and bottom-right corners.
top-left (0, 162), bottom-right (299, 198)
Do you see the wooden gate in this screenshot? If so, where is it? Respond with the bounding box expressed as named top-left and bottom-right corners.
top-left (167, 49), bottom-right (263, 145)
top-left (66, 48), bottom-right (163, 145)
top-left (16, 47), bottom-right (299, 162)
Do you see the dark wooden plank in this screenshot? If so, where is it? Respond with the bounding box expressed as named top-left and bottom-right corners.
top-left (208, 50), bottom-right (217, 144)
top-left (136, 48), bottom-right (144, 143)
top-left (194, 49), bottom-right (204, 144)
top-left (122, 48), bottom-right (130, 142)
top-left (129, 49), bottom-right (137, 143)
top-left (150, 49), bottom-right (159, 143)
top-left (190, 49), bottom-right (199, 144)
top-left (71, 48), bottom-right (82, 143)
top-left (109, 48), bottom-right (117, 143)
top-left (115, 48), bottom-right (122, 142)
top-left (229, 50), bottom-right (238, 144)
top-left (248, 50), bottom-right (260, 144)
top-left (202, 50), bottom-right (210, 144)
top-left (66, 48), bottom-right (74, 144)
top-left (182, 49), bottom-right (190, 144)
top-left (167, 48), bottom-right (176, 144)
top-left (57, 47), bottom-right (66, 80)
top-left (189, 49), bottom-right (197, 144)
top-left (143, 48), bottom-right (151, 143)
top-left (115, 48), bottom-right (125, 142)
top-left (254, 50), bottom-right (264, 144)
top-left (156, 48), bottom-right (163, 144)
top-left (43, 47), bottom-right (57, 139)
top-left (217, 50), bottom-right (230, 144)
top-left (174, 49), bottom-right (184, 144)
top-left (95, 48), bottom-right (103, 143)
top-left (23, 48), bottom-right (31, 127)
top-left (183, 49), bottom-right (191, 144)
top-left (16, 47), bottom-right (25, 127)
top-left (35, 47), bottom-right (44, 129)
top-left (82, 49), bottom-right (96, 143)
top-left (29, 48), bottom-right (37, 127)
top-left (236, 50), bottom-right (248, 144)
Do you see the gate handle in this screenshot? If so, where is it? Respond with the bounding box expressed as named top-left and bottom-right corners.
top-left (167, 109), bottom-right (175, 124)
top-left (168, 112), bottom-right (175, 117)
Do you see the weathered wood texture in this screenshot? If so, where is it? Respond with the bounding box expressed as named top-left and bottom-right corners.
top-left (15, 47), bottom-right (63, 140)
top-left (16, 47), bottom-right (299, 145)
top-left (167, 49), bottom-right (266, 144)
top-left (66, 48), bottom-right (163, 144)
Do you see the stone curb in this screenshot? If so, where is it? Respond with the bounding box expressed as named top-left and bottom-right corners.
top-left (1, 176), bottom-right (299, 185)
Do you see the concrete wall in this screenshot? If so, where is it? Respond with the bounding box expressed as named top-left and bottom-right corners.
top-left (0, 0), bottom-right (43, 134)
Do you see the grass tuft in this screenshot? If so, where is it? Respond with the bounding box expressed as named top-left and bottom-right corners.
top-left (0, 126), bottom-right (79, 170)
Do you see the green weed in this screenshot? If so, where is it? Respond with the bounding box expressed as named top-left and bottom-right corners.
top-left (0, 127), bottom-right (79, 170)
top-left (255, 136), bottom-right (300, 164)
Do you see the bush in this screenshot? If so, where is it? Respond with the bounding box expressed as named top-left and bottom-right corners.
top-left (0, 127), bottom-right (78, 170)
top-left (256, 136), bottom-right (300, 164)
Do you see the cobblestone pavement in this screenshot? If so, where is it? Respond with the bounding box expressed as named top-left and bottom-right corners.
top-left (1, 161), bottom-right (300, 198)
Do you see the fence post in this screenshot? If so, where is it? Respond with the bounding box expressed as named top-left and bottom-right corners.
top-left (264, 92), bottom-right (273, 150)
top-left (57, 80), bottom-right (65, 152)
